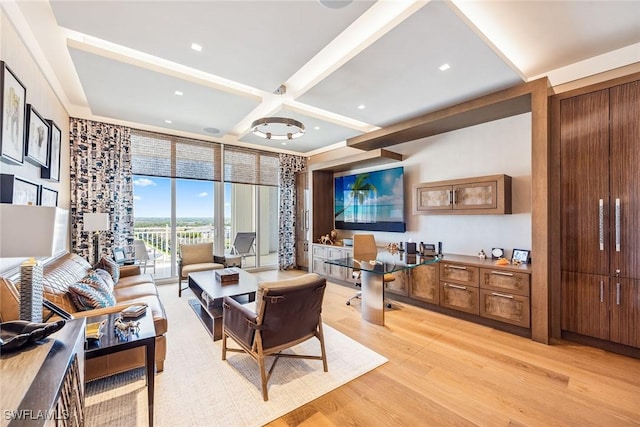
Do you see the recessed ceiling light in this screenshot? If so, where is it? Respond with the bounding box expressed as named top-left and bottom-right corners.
top-left (357, 104), bottom-right (366, 110)
top-left (439, 63), bottom-right (451, 71)
top-left (191, 43), bottom-right (202, 52)
top-left (174, 90), bottom-right (183, 96)
top-left (165, 120), bottom-right (172, 124)
top-left (314, 126), bottom-right (320, 130)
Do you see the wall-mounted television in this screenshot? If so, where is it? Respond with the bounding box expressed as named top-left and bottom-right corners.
top-left (334, 166), bottom-right (406, 232)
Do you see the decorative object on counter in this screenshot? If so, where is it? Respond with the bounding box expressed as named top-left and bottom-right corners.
top-left (491, 247), bottom-right (504, 259)
top-left (495, 257), bottom-right (510, 265)
top-left (511, 248), bottom-right (530, 264)
top-left (319, 234), bottom-right (333, 245)
top-left (398, 242), bottom-right (404, 252)
top-left (406, 241), bottom-right (417, 254)
top-left (113, 316), bottom-right (140, 339)
top-left (385, 242), bottom-right (399, 254)
top-left (437, 241), bottom-right (443, 257)
top-left (421, 243), bottom-right (436, 257)
top-left (478, 249), bottom-right (486, 259)
top-left (0, 319), bottom-right (66, 352)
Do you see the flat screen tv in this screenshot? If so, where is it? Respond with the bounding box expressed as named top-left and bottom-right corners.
top-left (334, 166), bottom-right (406, 232)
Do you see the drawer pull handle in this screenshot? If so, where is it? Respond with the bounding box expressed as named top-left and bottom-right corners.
top-left (446, 265), bottom-right (467, 270)
top-left (490, 271), bottom-right (513, 277)
top-left (599, 281), bottom-right (604, 303)
top-left (445, 283), bottom-right (467, 290)
top-left (491, 292), bottom-right (514, 299)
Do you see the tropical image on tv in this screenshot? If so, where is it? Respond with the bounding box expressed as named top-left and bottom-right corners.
top-left (334, 166), bottom-right (406, 232)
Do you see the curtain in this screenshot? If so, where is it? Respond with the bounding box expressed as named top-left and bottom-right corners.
top-left (69, 118), bottom-right (133, 262)
top-left (278, 153), bottom-right (306, 270)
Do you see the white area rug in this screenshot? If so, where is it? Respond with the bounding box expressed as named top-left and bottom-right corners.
top-left (86, 284), bottom-right (387, 427)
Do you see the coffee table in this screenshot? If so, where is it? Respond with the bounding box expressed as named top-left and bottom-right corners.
top-left (85, 308), bottom-right (156, 426)
top-left (188, 268), bottom-right (259, 340)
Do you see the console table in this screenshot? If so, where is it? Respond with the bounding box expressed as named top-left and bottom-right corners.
top-left (0, 318), bottom-right (85, 427)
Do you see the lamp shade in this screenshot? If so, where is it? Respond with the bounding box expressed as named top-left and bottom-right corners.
top-left (84, 212), bottom-right (109, 232)
top-left (0, 205), bottom-right (58, 258)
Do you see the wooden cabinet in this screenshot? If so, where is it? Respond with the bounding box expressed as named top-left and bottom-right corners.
top-left (386, 270), bottom-right (409, 296)
top-left (414, 174), bottom-right (512, 215)
top-left (558, 78), bottom-right (640, 349)
top-left (439, 262), bottom-right (480, 315)
top-left (311, 244), bottom-right (352, 282)
top-left (479, 268), bottom-right (530, 327)
top-left (409, 264), bottom-right (439, 304)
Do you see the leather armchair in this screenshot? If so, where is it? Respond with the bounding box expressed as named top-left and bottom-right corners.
top-left (221, 273), bottom-right (328, 401)
top-left (177, 243), bottom-right (225, 297)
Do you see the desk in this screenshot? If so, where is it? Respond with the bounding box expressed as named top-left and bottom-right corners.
top-left (326, 252), bottom-right (440, 325)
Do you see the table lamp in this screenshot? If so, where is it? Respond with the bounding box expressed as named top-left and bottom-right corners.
top-left (84, 212), bottom-right (109, 265)
top-left (0, 205), bottom-right (58, 322)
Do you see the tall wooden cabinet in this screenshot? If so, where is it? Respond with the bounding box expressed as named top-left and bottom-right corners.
top-left (558, 78), bottom-right (640, 349)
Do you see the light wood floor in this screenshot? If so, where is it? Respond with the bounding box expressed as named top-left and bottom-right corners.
top-left (251, 269), bottom-right (640, 426)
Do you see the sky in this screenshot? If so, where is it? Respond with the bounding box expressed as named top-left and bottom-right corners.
top-left (133, 175), bottom-right (231, 218)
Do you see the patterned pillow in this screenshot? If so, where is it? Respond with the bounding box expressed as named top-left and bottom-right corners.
top-left (94, 268), bottom-right (115, 293)
top-left (95, 256), bottom-right (120, 283)
top-left (69, 272), bottom-right (116, 311)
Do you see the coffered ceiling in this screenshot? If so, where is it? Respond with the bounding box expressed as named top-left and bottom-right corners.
top-left (6, 0), bottom-right (640, 155)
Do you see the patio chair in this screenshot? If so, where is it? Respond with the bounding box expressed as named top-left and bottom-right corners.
top-left (221, 273), bottom-right (328, 401)
top-left (230, 232), bottom-right (256, 266)
top-left (133, 239), bottom-right (156, 274)
top-left (177, 242), bottom-right (225, 297)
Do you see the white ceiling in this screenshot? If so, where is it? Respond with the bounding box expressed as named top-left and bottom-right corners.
top-left (7, 0), bottom-right (640, 156)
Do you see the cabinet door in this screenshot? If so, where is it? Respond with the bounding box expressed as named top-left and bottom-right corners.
top-left (453, 180), bottom-right (497, 210)
top-left (410, 264), bottom-right (439, 304)
top-left (440, 282), bottom-right (479, 315)
top-left (560, 90), bottom-right (610, 275)
top-left (609, 278), bottom-right (640, 347)
top-left (610, 81), bottom-right (640, 279)
top-left (312, 257), bottom-right (328, 276)
top-left (385, 270), bottom-right (409, 296)
top-left (415, 185), bottom-right (452, 212)
top-left (561, 271), bottom-right (609, 340)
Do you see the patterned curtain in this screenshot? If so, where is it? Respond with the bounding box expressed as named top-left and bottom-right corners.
top-left (69, 118), bottom-right (133, 262)
top-left (278, 154), bottom-right (307, 270)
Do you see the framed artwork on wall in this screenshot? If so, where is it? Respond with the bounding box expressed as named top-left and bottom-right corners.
top-left (0, 61), bottom-right (27, 165)
top-left (41, 120), bottom-right (61, 181)
top-left (25, 104), bottom-right (50, 167)
top-left (40, 186), bottom-right (58, 207)
top-left (0, 174), bottom-right (39, 205)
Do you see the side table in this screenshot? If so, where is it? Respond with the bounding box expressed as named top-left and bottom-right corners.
top-left (85, 309), bottom-right (155, 426)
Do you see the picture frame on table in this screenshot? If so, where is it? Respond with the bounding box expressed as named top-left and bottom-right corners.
top-left (0, 61), bottom-right (27, 165)
top-left (41, 120), bottom-right (61, 181)
top-left (40, 186), bottom-right (58, 207)
top-left (112, 247), bottom-right (126, 264)
top-left (511, 248), bottom-right (530, 264)
top-left (25, 104), bottom-right (50, 167)
top-left (0, 174), bottom-right (39, 205)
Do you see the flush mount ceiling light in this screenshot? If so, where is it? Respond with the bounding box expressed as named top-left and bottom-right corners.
top-left (251, 117), bottom-right (305, 141)
top-left (251, 85), bottom-right (305, 141)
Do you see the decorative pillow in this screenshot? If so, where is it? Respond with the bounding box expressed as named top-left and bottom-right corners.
top-left (95, 256), bottom-right (120, 283)
top-left (69, 270), bottom-right (116, 311)
top-left (94, 268), bottom-right (115, 293)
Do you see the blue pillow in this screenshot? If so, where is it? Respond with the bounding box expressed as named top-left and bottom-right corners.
top-left (68, 271), bottom-right (116, 311)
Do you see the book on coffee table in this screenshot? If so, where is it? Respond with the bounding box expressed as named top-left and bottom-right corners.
top-left (121, 304), bottom-right (147, 319)
top-left (215, 268), bottom-right (240, 283)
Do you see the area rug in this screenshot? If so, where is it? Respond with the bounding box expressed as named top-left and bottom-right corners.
top-left (86, 284), bottom-right (387, 427)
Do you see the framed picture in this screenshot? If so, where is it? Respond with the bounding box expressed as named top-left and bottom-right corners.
top-left (25, 104), bottom-right (50, 167)
top-left (41, 120), bottom-right (61, 181)
top-left (112, 247), bottom-right (126, 264)
top-left (40, 186), bottom-right (58, 207)
top-left (0, 174), bottom-right (39, 205)
top-left (0, 61), bottom-right (27, 165)
top-left (512, 248), bottom-right (530, 264)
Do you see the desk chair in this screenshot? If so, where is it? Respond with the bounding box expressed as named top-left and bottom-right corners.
top-left (346, 234), bottom-right (395, 307)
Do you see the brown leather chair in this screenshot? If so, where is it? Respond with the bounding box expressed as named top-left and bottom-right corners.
top-left (346, 234), bottom-right (395, 306)
top-left (221, 273), bottom-right (328, 401)
top-left (177, 243), bottom-right (225, 297)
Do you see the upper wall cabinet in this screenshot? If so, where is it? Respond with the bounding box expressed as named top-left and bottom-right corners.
top-left (413, 174), bottom-right (512, 215)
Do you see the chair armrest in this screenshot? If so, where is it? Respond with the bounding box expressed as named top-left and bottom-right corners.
top-left (70, 302), bottom-right (149, 319)
top-left (119, 265), bottom-right (141, 277)
top-left (222, 296), bottom-right (257, 347)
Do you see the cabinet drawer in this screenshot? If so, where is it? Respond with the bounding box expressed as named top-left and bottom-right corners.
top-left (409, 264), bottom-right (439, 304)
top-left (480, 290), bottom-right (530, 328)
top-left (328, 248), bottom-right (346, 260)
top-left (385, 270), bottom-right (409, 296)
top-left (440, 263), bottom-right (479, 286)
top-left (312, 258), bottom-right (328, 276)
top-left (480, 268), bottom-right (530, 296)
top-left (312, 245), bottom-right (328, 258)
top-left (440, 282), bottom-right (479, 315)
top-left (328, 263), bottom-right (347, 281)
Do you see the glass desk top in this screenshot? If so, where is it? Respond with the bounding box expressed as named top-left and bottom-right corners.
top-left (325, 251), bottom-right (441, 273)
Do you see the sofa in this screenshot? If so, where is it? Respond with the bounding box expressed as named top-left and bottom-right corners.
top-left (0, 252), bottom-right (167, 381)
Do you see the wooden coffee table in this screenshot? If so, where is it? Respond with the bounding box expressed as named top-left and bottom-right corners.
top-left (85, 308), bottom-right (156, 426)
top-left (188, 268), bottom-right (259, 340)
